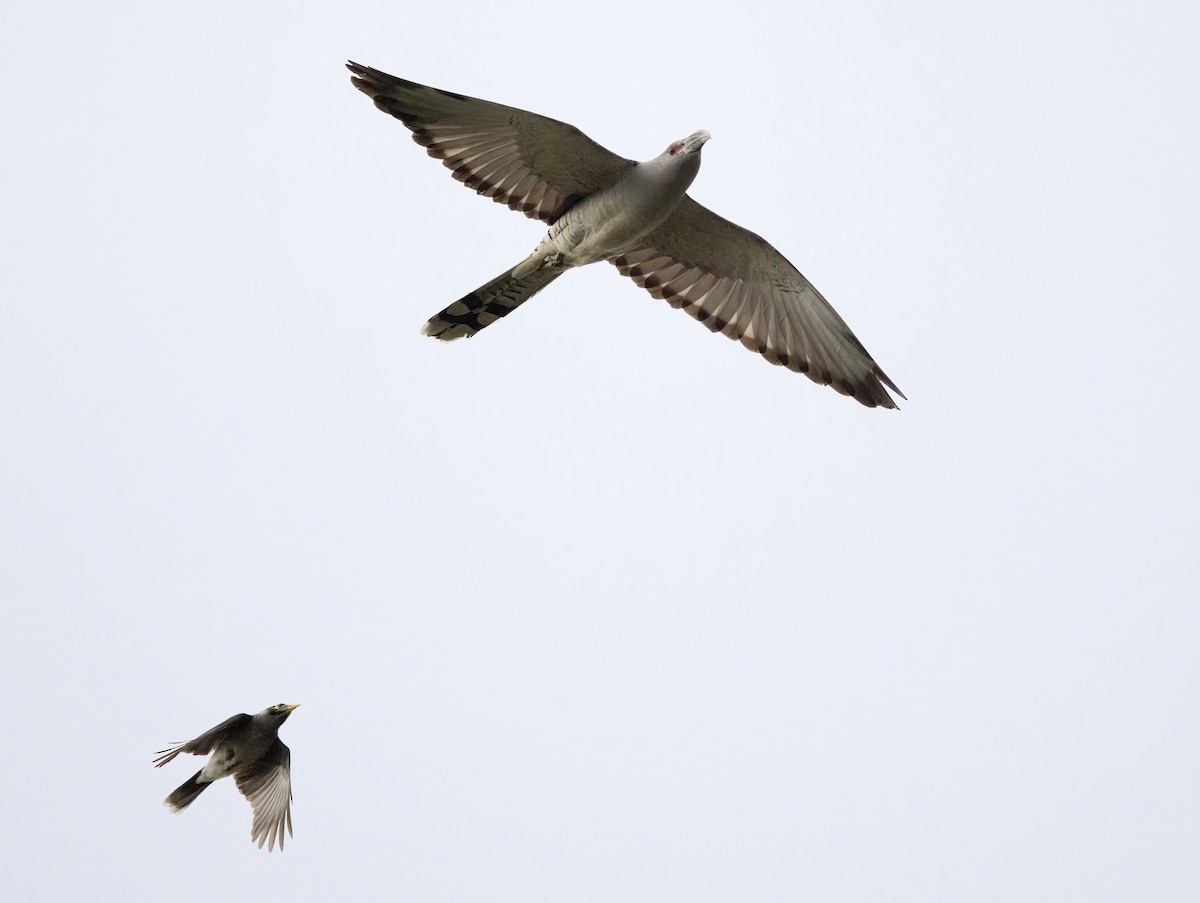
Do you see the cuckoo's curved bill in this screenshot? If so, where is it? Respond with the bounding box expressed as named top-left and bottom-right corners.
top-left (348, 62), bottom-right (905, 409)
top-left (154, 703), bottom-right (299, 851)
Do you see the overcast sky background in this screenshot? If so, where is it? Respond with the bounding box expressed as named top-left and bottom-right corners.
top-left (2, 1), bottom-right (1198, 900)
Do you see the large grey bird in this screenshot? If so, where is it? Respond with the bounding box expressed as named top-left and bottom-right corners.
top-left (154, 703), bottom-right (299, 851)
top-left (348, 62), bottom-right (904, 409)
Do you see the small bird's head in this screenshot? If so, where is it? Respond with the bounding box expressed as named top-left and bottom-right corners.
top-left (261, 703), bottom-right (300, 723)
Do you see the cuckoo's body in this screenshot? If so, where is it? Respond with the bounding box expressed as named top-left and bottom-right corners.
top-left (349, 63), bottom-right (904, 408)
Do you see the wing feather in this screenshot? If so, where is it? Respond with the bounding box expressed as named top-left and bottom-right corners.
top-left (153, 714), bottom-right (252, 767)
top-left (612, 196), bottom-right (904, 408)
top-left (235, 739), bottom-right (293, 852)
top-left (348, 62), bottom-right (634, 224)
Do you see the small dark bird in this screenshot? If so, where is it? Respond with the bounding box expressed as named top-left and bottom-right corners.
top-left (154, 703), bottom-right (299, 851)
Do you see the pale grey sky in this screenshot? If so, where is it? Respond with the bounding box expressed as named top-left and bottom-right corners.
top-left (2, 1), bottom-right (1198, 900)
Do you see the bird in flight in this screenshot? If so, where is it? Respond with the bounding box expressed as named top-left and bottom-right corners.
top-left (154, 703), bottom-right (299, 851)
top-left (348, 62), bottom-right (904, 408)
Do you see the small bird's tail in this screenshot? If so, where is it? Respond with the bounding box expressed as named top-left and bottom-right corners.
top-left (164, 770), bottom-right (210, 812)
top-left (422, 258), bottom-right (567, 340)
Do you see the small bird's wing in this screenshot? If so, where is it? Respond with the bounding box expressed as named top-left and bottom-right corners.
top-left (235, 738), bottom-right (293, 852)
top-left (611, 197), bottom-right (905, 409)
top-left (347, 62), bottom-right (634, 224)
top-left (153, 713), bottom-right (252, 767)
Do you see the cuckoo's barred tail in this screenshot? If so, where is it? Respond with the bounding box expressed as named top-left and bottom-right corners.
top-left (164, 770), bottom-right (210, 812)
top-left (422, 260), bottom-right (567, 340)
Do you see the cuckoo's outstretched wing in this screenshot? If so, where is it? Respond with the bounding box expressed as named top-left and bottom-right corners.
top-left (348, 62), bottom-right (633, 224)
top-left (613, 197), bottom-right (904, 408)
